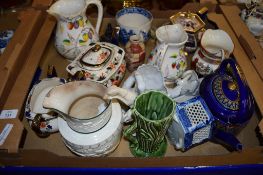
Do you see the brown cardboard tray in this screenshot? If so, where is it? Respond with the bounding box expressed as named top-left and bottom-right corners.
top-left (219, 5), bottom-right (263, 134)
top-left (0, 2), bottom-right (263, 167)
top-left (0, 0), bottom-right (53, 153)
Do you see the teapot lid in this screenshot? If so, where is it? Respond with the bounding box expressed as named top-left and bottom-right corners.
top-left (80, 44), bottom-right (112, 67)
top-left (212, 75), bottom-right (240, 111)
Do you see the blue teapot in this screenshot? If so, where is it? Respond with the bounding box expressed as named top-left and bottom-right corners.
top-left (200, 58), bottom-right (254, 132)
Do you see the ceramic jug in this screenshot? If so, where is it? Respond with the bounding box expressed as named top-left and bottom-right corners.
top-left (191, 29), bottom-right (234, 76)
top-left (47, 0), bottom-right (103, 60)
top-left (148, 24), bottom-right (188, 84)
top-left (199, 58), bottom-right (254, 133)
top-left (106, 90), bottom-right (175, 157)
top-left (43, 81), bottom-right (112, 134)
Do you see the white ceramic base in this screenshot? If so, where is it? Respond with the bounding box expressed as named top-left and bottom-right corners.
top-left (58, 100), bottom-right (123, 157)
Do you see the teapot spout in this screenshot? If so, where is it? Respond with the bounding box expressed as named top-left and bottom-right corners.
top-left (104, 86), bottom-right (138, 107)
top-left (212, 128), bottom-right (242, 151)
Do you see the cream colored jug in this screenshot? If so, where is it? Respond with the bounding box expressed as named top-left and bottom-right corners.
top-left (47, 0), bottom-right (103, 60)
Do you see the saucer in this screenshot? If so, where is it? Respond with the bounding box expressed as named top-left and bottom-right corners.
top-left (58, 100), bottom-right (123, 157)
top-left (25, 78), bottom-right (65, 135)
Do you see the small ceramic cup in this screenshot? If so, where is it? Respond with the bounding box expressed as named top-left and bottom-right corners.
top-left (124, 90), bottom-right (175, 157)
top-left (25, 77), bottom-right (66, 137)
top-left (116, 7), bottom-right (153, 44)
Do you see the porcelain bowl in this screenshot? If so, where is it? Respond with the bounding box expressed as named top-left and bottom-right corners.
top-left (58, 100), bottom-right (123, 157)
top-left (116, 7), bottom-right (153, 44)
top-left (25, 78), bottom-right (66, 136)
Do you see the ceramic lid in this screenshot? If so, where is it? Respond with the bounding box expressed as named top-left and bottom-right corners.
top-left (212, 75), bottom-right (240, 111)
top-left (58, 100), bottom-right (122, 145)
top-left (80, 44), bottom-right (112, 67)
top-left (66, 42), bottom-right (125, 84)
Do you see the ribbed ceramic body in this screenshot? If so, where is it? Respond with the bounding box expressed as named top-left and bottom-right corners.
top-left (58, 101), bottom-right (123, 157)
top-left (124, 91), bottom-right (175, 157)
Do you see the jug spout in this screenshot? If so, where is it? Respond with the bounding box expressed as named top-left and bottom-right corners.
top-left (47, 0), bottom-right (86, 20)
top-left (47, 9), bottom-right (60, 20)
top-left (104, 86), bottom-right (138, 107)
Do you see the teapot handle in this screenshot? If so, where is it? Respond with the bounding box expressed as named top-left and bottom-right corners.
top-left (218, 58), bottom-right (253, 121)
top-left (218, 58), bottom-right (247, 93)
top-left (85, 0), bottom-right (103, 34)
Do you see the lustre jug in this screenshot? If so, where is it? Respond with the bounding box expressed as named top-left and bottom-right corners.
top-left (43, 81), bottom-right (112, 134)
top-left (47, 0), bottom-right (103, 60)
top-left (191, 29), bottom-right (234, 76)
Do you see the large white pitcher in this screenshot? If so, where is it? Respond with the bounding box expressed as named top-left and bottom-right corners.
top-left (47, 0), bottom-right (103, 60)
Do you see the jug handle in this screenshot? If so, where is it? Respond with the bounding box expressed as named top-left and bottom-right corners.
top-left (84, 0), bottom-right (103, 34)
top-left (123, 116), bottom-right (138, 145)
top-left (212, 127), bottom-right (242, 151)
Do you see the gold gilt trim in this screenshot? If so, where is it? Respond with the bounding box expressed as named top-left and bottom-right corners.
top-left (212, 75), bottom-right (240, 111)
top-left (170, 11), bottom-right (205, 33)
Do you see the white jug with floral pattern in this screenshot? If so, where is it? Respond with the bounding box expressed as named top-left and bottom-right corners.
top-left (148, 24), bottom-right (188, 84)
top-left (47, 0), bottom-right (103, 60)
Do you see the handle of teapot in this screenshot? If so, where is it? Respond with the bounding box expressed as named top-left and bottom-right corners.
top-left (218, 58), bottom-right (253, 116)
top-left (84, 0), bottom-right (103, 34)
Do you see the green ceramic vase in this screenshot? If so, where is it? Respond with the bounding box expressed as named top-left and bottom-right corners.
top-left (124, 90), bottom-right (175, 157)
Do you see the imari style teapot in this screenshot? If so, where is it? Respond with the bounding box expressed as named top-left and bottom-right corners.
top-left (47, 0), bottom-right (103, 60)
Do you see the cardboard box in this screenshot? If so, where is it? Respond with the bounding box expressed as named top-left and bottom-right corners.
top-left (0, 1), bottom-right (263, 167)
top-left (220, 5), bottom-right (263, 134)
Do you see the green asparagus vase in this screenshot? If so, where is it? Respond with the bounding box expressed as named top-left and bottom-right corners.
top-left (124, 90), bottom-right (175, 157)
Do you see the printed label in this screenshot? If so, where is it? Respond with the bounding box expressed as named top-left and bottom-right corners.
top-left (0, 109), bottom-right (18, 119)
top-left (0, 124), bottom-right (13, 146)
